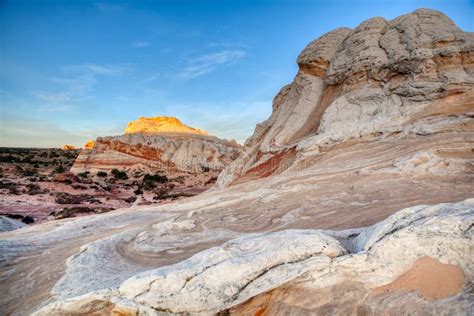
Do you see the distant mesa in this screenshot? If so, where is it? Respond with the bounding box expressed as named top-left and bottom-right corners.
top-left (61, 145), bottom-right (76, 150)
top-left (124, 116), bottom-right (210, 136)
top-left (71, 115), bottom-right (241, 174)
top-left (84, 140), bottom-right (95, 149)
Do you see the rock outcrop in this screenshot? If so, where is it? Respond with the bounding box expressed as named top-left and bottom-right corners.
top-left (83, 140), bottom-right (95, 149)
top-left (61, 145), bottom-right (76, 150)
top-left (0, 9), bottom-right (473, 316)
top-left (125, 116), bottom-right (209, 136)
top-left (71, 117), bottom-right (241, 174)
top-left (216, 8), bottom-right (474, 188)
top-left (0, 216), bottom-right (26, 232)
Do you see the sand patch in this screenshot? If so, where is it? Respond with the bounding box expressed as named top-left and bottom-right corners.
top-left (228, 282), bottom-right (368, 315)
top-left (372, 256), bottom-right (465, 301)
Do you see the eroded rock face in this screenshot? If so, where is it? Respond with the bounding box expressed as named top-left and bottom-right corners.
top-left (71, 118), bottom-right (242, 174)
top-left (216, 8), bottom-right (474, 188)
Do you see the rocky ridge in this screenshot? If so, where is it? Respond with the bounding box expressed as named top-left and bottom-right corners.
top-left (0, 9), bottom-right (473, 315)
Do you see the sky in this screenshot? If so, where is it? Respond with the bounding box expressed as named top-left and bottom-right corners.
top-left (1, 0), bottom-right (473, 147)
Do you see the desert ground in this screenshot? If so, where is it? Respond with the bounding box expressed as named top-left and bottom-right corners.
top-left (0, 147), bottom-right (216, 227)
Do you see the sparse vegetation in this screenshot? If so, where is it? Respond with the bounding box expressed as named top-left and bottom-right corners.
top-left (77, 172), bottom-right (89, 178)
top-left (54, 165), bottom-right (65, 173)
top-left (124, 196), bottom-right (137, 203)
top-left (142, 173), bottom-right (168, 190)
top-left (111, 168), bottom-right (128, 180)
top-left (205, 176), bottom-right (218, 186)
top-left (0, 147), bottom-right (209, 224)
top-left (23, 169), bottom-right (38, 177)
top-left (54, 192), bottom-right (101, 204)
top-left (172, 176), bottom-right (186, 184)
top-left (97, 171), bottom-right (107, 177)
top-left (49, 206), bottom-right (114, 219)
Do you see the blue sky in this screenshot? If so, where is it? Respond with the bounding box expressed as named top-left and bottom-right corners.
top-left (1, 0), bottom-right (473, 147)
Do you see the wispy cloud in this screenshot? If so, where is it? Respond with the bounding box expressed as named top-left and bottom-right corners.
top-left (131, 41), bottom-right (151, 48)
top-left (162, 100), bottom-right (271, 143)
top-left (41, 104), bottom-right (77, 112)
top-left (207, 42), bottom-right (249, 49)
top-left (0, 117), bottom-right (87, 148)
top-left (95, 2), bottom-right (124, 13)
top-left (34, 63), bottom-right (132, 112)
top-left (177, 50), bottom-right (247, 80)
top-left (34, 92), bottom-right (77, 112)
top-left (64, 63), bottom-right (131, 76)
top-left (35, 91), bottom-right (71, 104)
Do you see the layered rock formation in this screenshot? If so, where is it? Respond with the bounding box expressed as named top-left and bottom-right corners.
top-left (71, 117), bottom-right (241, 174)
top-left (216, 8), bottom-right (474, 188)
top-left (0, 9), bottom-right (473, 316)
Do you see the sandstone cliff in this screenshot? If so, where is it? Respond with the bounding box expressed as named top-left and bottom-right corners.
top-left (0, 9), bottom-right (473, 316)
top-left (71, 117), bottom-right (241, 174)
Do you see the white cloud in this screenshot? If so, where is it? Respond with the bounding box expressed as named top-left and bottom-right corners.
top-left (177, 50), bottom-right (247, 80)
top-left (131, 41), bottom-right (151, 48)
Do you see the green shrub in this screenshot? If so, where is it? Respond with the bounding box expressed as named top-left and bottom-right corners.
top-left (77, 172), bottom-right (88, 178)
top-left (143, 173), bottom-right (168, 183)
top-left (97, 171), bottom-right (107, 177)
top-left (0, 155), bottom-right (19, 163)
top-left (49, 151), bottom-right (59, 158)
top-left (142, 173), bottom-right (168, 190)
top-left (111, 169), bottom-right (128, 180)
top-left (54, 165), bottom-right (65, 173)
top-left (23, 169), bottom-right (38, 176)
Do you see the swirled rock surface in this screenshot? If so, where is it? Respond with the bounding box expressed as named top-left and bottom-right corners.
top-left (71, 116), bottom-right (241, 174)
top-left (1, 9), bottom-right (473, 316)
top-left (25, 199), bottom-right (474, 315)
